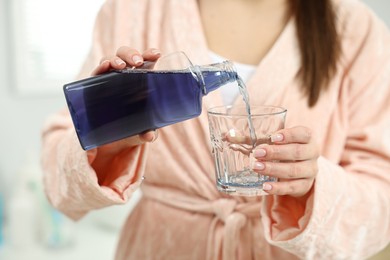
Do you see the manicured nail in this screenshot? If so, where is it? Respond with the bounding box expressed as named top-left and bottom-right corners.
top-left (226, 129), bottom-right (245, 143)
top-left (254, 149), bottom-right (266, 158)
top-left (271, 133), bottom-right (284, 143)
top-left (115, 59), bottom-right (126, 66)
top-left (253, 162), bottom-right (265, 170)
top-left (263, 183), bottom-right (272, 191)
top-left (132, 55), bottom-right (143, 65)
top-left (151, 130), bottom-right (159, 143)
top-left (151, 49), bottom-right (161, 55)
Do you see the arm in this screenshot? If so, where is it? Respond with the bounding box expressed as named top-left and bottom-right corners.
top-left (41, 1), bottom-right (158, 220)
top-left (41, 109), bottom-right (148, 220)
top-left (260, 4), bottom-right (390, 259)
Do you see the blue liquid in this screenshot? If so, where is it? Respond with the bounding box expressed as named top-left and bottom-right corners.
top-left (64, 69), bottom-right (236, 150)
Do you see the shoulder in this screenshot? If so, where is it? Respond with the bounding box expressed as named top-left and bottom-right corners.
top-left (332, 0), bottom-right (390, 102)
top-left (99, 0), bottom-right (177, 14)
top-left (98, 0), bottom-right (143, 16)
top-left (333, 0), bottom-right (390, 44)
top-left (333, 0), bottom-right (390, 71)
top-left (96, 0), bottom-right (186, 28)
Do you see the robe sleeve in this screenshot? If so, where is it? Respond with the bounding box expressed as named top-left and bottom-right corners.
top-left (261, 3), bottom-right (390, 259)
top-left (41, 0), bottom-right (147, 221)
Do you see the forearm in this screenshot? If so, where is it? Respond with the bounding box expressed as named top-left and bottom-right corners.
top-left (41, 113), bottom-right (148, 220)
top-left (90, 139), bottom-right (149, 195)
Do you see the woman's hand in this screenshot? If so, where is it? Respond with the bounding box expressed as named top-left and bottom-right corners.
top-left (92, 47), bottom-right (161, 76)
top-left (91, 47), bottom-right (162, 151)
top-left (252, 126), bottom-right (319, 198)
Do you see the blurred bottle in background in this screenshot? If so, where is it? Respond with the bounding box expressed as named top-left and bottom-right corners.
top-left (7, 163), bottom-right (38, 248)
top-left (6, 152), bottom-right (75, 249)
top-left (0, 191), bottom-right (4, 247)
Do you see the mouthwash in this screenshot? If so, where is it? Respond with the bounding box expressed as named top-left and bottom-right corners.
top-left (64, 63), bottom-right (239, 150)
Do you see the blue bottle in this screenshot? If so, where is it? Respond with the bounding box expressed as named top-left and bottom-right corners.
top-left (64, 52), bottom-right (237, 150)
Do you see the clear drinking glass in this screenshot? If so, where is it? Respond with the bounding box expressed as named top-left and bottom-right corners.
top-left (208, 105), bottom-right (287, 196)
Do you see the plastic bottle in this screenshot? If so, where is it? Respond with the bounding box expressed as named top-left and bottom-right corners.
top-left (7, 176), bottom-right (37, 248)
top-left (0, 193), bottom-right (3, 247)
top-left (63, 51), bottom-right (238, 150)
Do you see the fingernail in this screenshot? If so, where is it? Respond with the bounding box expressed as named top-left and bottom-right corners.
top-left (101, 59), bottom-right (110, 65)
top-left (253, 162), bottom-right (265, 170)
top-left (271, 133), bottom-right (284, 143)
top-left (254, 149), bottom-right (266, 158)
top-left (151, 130), bottom-right (159, 143)
top-left (263, 183), bottom-right (272, 191)
top-left (115, 59), bottom-right (126, 66)
top-left (151, 49), bottom-right (161, 55)
top-left (132, 55), bottom-right (143, 65)
top-left (226, 129), bottom-right (245, 143)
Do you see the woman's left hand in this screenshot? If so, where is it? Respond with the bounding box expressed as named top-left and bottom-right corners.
top-left (252, 126), bottom-right (319, 197)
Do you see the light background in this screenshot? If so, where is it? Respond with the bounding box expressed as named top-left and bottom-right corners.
top-left (0, 0), bottom-right (389, 259)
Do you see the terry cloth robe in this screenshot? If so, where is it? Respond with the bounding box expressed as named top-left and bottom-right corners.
top-left (41, 0), bottom-right (390, 259)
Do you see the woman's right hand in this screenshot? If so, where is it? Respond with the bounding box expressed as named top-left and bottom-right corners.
top-left (91, 47), bottom-right (162, 151)
top-left (92, 47), bottom-right (161, 76)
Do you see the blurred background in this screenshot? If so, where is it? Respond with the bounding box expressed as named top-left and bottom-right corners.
top-left (0, 0), bottom-right (389, 259)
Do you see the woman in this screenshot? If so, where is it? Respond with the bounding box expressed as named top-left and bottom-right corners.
top-left (41, 0), bottom-right (390, 259)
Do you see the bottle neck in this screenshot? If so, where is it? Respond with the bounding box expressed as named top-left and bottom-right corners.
top-left (193, 60), bottom-right (237, 95)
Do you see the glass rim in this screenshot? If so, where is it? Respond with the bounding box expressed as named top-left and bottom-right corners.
top-left (207, 105), bottom-right (287, 117)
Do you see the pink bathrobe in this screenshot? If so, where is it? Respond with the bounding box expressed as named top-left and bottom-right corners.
top-left (41, 0), bottom-right (390, 259)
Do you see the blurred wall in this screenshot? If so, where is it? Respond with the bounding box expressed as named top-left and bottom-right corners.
top-left (0, 0), bottom-right (66, 200)
top-left (363, 0), bottom-right (390, 25)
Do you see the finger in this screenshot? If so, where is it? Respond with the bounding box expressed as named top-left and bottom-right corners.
top-left (114, 131), bottom-right (157, 147)
top-left (139, 130), bottom-right (158, 143)
top-left (254, 143), bottom-right (319, 161)
top-left (224, 129), bottom-right (271, 146)
top-left (108, 56), bottom-right (127, 69)
top-left (252, 159), bottom-right (318, 179)
top-left (116, 46), bottom-right (144, 67)
top-left (91, 59), bottom-right (111, 75)
top-left (142, 48), bottom-right (162, 61)
top-left (262, 178), bottom-right (314, 197)
top-left (92, 56), bottom-right (127, 75)
top-left (270, 126), bottom-right (313, 144)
